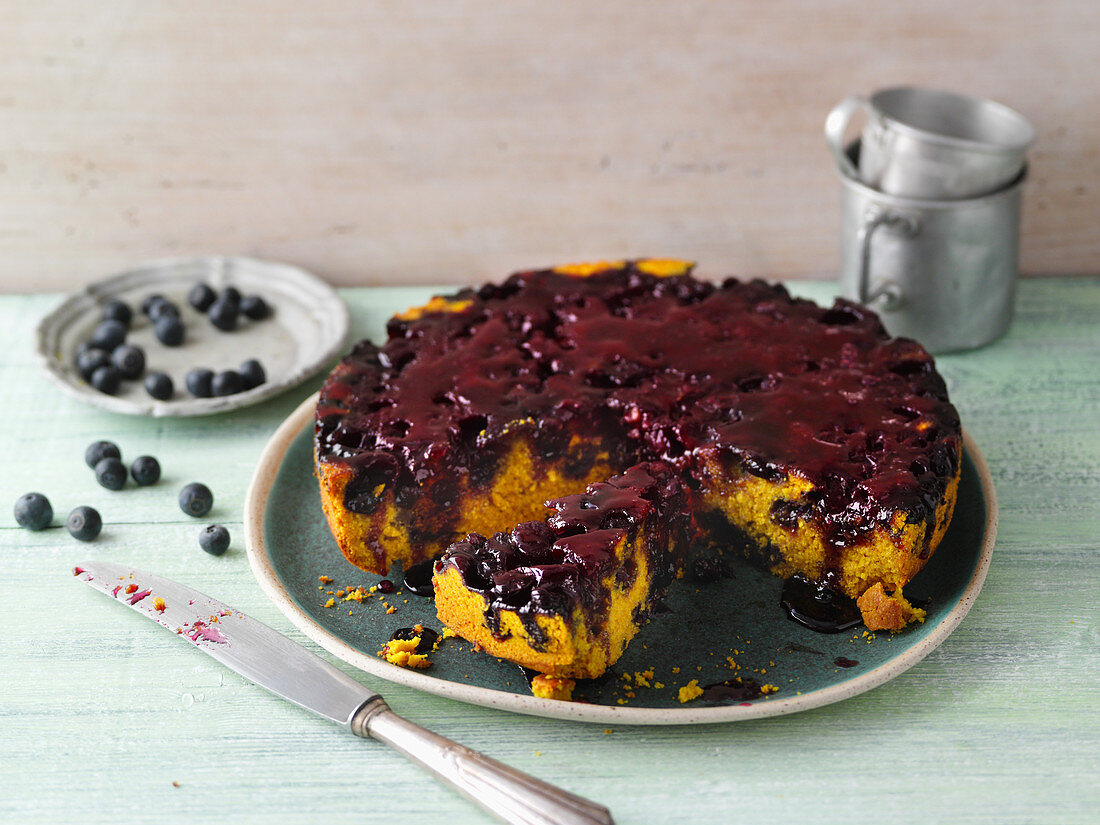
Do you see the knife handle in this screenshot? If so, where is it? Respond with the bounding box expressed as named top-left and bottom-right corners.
top-left (351, 698), bottom-right (614, 825)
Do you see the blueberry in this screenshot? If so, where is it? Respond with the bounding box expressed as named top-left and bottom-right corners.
top-left (199, 524), bottom-right (230, 556)
top-left (221, 286), bottom-right (242, 307)
top-left (188, 282), bottom-right (217, 312)
top-left (90, 365), bottom-right (122, 394)
top-left (90, 320), bottom-right (127, 351)
top-left (143, 371), bottom-right (173, 400)
top-left (238, 359), bottom-right (266, 390)
top-left (67, 506), bottom-right (102, 541)
top-left (179, 482), bottom-right (213, 517)
top-left (14, 492), bottom-right (52, 531)
top-left (186, 368), bottom-right (214, 398)
top-left (95, 456), bottom-right (128, 490)
top-left (131, 455), bottom-right (161, 486)
top-left (154, 315), bottom-right (185, 346)
top-left (111, 344), bottom-right (145, 380)
top-left (141, 293), bottom-right (168, 315)
top-left (85, 440), bottom-right (121, 468)
top-left (101, 300), bottom-right (133, 327)
top-left (207, 296), bottom-right (239, 331)
top-left (211, 370), bottom-right (244, 396)
top-left (148, 300), bottom-right (180, 321)
top-left (76, 346), bottom-right (110, 380)
top-left (240, 295), bottom-right (270, 320)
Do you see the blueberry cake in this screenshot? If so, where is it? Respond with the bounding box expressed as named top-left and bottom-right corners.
top-left (315, 259), bottom-right (962, 667)
top-left (433, 462), bottom-right (692, 678)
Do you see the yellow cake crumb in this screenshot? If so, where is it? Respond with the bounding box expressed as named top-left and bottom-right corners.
top-left (761, 684), bottom-right (779, 695)
top-left (856, 582), bottom-right (927, 631)
top-left (318, 576), bottom-right (332, 584)
top-left (378, 637), bottom-right (431, 669)
top-left (324, 598), bottom-right (335, 608)
top-left (678, 680), bottom-right (703, 703)
top-left (531, 674), bottom-right (575, 701)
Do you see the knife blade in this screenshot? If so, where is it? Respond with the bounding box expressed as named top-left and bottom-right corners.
top-left (74, 561), bottom-right (614, 825)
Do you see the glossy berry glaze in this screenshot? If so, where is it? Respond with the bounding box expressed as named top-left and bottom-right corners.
top-left (316, 261), bottom-right (960, 566)
top-left (437, 463), bottom-right (691, 638)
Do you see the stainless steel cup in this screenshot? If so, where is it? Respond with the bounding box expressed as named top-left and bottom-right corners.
top-left (837, 142), bottom-right (1023, 353)
top-left (826, 87), bottom-right (1034, 199)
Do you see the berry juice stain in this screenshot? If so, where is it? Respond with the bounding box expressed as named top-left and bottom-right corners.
top-left (780, 574), bottom-right (862, 633)
top-left (701, 677), bottom-right (766, 703)
top-left (834, 657), bottom-right (859, 668)
top-left (403, 559), bottom-right (437, 597)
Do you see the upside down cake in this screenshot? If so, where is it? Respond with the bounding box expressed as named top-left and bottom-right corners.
top-left (315, 259), bottom-right (962, 677)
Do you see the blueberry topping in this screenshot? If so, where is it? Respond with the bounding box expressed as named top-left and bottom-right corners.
top-left (211, 370), bottom-right (244, 396)
top-left (143, 371), bottom-right (173, 400)
top-left (101, 300), bottom-right (133, 327)
top-left (85, 440), bottom-right (121, 468)
top-left (238, 359), bottom-right (266, 390)
top-left (179, 482), bottom-right (214, 517)
top-left (94, 456), bottom-right (128, 491)
top-left (377, 579), bottom-right (395, 594)
top-left (90, 320), bottom-right (127, 351)
top-left (199, 524), bottom-right (230, 556)
top-left (131, 455), bottom-right (161, 486)
top-left (403, 558), bottom-right (438, 597)
top-left (90, 365), bottom-right (122, 394)
top-left (390, 626), bottom-right (439, 653)
top-left (14, 492), bottom-right (52, 531)
top-left (207, 297), bottom-right (239, 331)
top-left (221, 286), bottom-right (242, 307)
top-left (141, 293), bottom-right (168, 315)
top-left (185, 368), bottom-right (214, 398)
top-left (111, 344), bottom-right (146, 380)
top-left (240, 295), bottom-right (270, 320)
top-left (154, 315), bottom-right (185, 347)
top-left (76, 347), bottom-right (110, 380)
top-left (66, 506), bottom-right (102, 541)
top-left (187, 282), bottom-right (217, 312)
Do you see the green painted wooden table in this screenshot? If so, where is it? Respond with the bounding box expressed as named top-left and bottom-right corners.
top-left (2, 279), bottom-right (1097, 824)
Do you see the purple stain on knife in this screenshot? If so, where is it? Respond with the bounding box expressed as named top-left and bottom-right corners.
top-left (128, 589), bottom-right (151, 605)
top-left (186, 620), bottom-right (227, 644)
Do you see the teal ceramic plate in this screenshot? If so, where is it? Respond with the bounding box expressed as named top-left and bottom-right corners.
top-left (246, 394), bottom-right (997, 725)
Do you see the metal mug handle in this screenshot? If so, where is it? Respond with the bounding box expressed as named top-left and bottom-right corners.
top-left (825, 96), bottom-right (869, 179)
top-left (856, 208), bottom-right (920, 311)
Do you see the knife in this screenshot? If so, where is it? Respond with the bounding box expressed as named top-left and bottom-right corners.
top-left (74, 561), bottom-right (613, 825)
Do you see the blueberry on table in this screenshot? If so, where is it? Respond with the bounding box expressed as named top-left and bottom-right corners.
top-left (90, 320), bottom-right (127, 351)
top-left (211, 370), bottom-right (244, 396)
top-left (238, 359), bottom-right (266, 390)
top-left (188, 282), bottom-right (217, 312)
top-left (76, 347), bottom-right (110, 380)
top-left (14, 492), bottom-right (52, 531)
top-left (90, 365), bottom-right (122, 394)
top-left (141, 293), bottom-right (168, 316)
top-left (179, 482), bottom-right (214, 517)
top-left (207, 297), bottom-right (239, 331)
top-left (154, 315), bottom-right (185, 346)
top-left (143, 371), bottom-right (173, 400)
top-left (95, 456), bottom-right (128, 491)
top-left (240, 295), bottom-right (270, 320)
top-left (101, 299), bottom-right (133, 327)
top-left (131, 455), bottom-right (161, 486)
top-left (85, 440), bottom-right (121, 468)
top-left (185, 368), bottom-right (214, 398)
top-left (199, 524), bottom-right (230, 556)
top-left (111, 344), bottom-right (146, 380)
top-left (66, 506), bottom-right (102, 541)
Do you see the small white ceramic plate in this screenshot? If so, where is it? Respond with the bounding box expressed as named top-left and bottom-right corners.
top-left (36, 256), bottom-right (349, 417)
top-left (246, 393), bottom-right (998, 725)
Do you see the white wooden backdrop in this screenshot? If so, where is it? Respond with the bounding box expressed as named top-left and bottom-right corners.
top-left (2, 1), bottom-right (1097, 291)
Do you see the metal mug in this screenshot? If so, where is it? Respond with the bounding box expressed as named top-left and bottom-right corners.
top-left (837, 141), bottom-right (1023, 353)
top-left (826, 86), bottom-right (1034, 199)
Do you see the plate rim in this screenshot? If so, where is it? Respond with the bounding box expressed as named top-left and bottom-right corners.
top-left (35, 255), bottom-right (350, 417)
top-left (245, 392), bottom-right (998, 725)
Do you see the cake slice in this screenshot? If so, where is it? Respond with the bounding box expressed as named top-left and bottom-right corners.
top-left (432, 462), bottom-right (692, 679)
